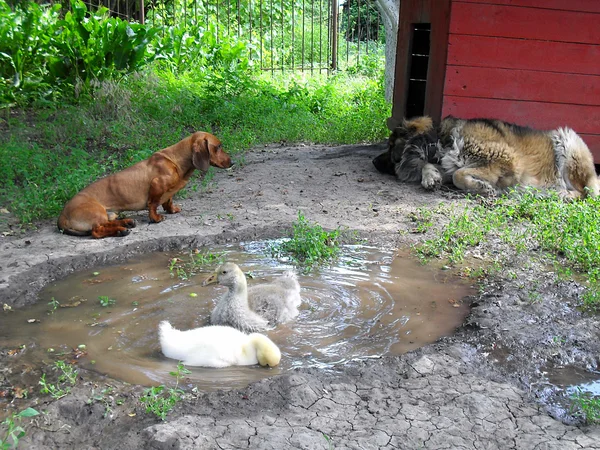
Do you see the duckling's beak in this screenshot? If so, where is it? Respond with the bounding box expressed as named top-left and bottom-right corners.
top-left (202, 273), bottom-right (218, 286)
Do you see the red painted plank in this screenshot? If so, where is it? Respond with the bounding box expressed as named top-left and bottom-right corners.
top-left (445, 66), bottom-right (600, 106)
top-left (457, 0), bottom-right (600, 14)
top-left (450, 2), bottom-right (600, 45)
top-left (581, 134), bottom-right (600, 162)
top-left (447, 35), bottom-right (600, 76)
top-left (441, 96), bottom-right (600, 134)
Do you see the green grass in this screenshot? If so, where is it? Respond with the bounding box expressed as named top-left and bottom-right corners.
top-left (571, 389), bottom-right (600, 424)
top-left (269, 211), bottom-right (342, 271)
top-left (415, 189), bottom-right (600, 311)
top-left (140, 362), bottom-right (191, 421)
top-left (0, 68), bottom-right (389, 227)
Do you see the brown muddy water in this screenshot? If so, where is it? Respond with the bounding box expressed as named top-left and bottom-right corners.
top-left (0, 242), bottom-right (474, 391)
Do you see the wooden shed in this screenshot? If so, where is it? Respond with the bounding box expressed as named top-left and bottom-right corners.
top-left (389, 0), bottom-right (600, 161)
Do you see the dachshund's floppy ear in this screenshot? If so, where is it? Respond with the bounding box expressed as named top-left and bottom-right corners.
top-left (192, 137), bottom-right (211, 172)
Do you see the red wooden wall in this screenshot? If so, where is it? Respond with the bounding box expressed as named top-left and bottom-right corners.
top-left (441, 0), bottom-right (600, 161)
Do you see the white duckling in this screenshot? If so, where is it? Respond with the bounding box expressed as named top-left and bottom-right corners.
top-left (158, 321), bottom-right (281, 368)
top-left (203, 262), bottom-right (302, 333)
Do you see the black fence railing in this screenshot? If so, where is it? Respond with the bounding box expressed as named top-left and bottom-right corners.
top-left (66, 0), bottom-right (384, 74)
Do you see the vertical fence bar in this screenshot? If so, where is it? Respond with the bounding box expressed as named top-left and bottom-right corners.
top-left (301, 0), bottom-right (305, 72)
top-left (237, 0), bottom-right (241, 38)
top-left (356, 0), bottom-right (360, 66)
top-left (310, 0), bottom-right (315, 75)
top-left (291, 0), bottom-right (295, 70)
top-left (330, 0), bottom-right (337, 71)
top-left (281, 0), bottom-right (284, 73)
top-left (366, 0), bottom-right (370, 55)
top-left (318, 0), bottom-right (322, 73)
top-left (249, 0), bottom-right (253, 65)
top-left (270, 0), bottom-right (274, 74)
top-left (226, 0), bottom-right (230, 35)
top-left (260, 0), bottom-right (264, 70)
top-left (346, 0), bottom-right (350, 66)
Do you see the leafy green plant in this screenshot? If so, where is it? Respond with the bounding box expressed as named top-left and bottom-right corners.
top-left (98, 296), bottom-right (116, 307)
top-left (0, 407), bottom-right (39, 450)
top-left (87, 385), bottom-right (118, 418)
top-left (47, 297), bottom-right (59, 314)
top-left (0, 0), bottom-right (61, 105)
top-left (269, 211), bottom-right (341, 271)
top-left (39, 360), bottom-right (78, 399)
top-left (49, 0), bottom-right (159, 94)
top-left (140, 362), bottom-right (191, 421)
top-left (168, 251), bottom-right (226, 280)
top-left (571, 388), bottom-right (600, 424)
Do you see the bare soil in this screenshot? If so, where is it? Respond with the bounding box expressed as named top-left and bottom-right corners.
top-left (1, 143), bottom-right (599, 449)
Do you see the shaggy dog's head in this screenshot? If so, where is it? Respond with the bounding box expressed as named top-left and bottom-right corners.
top-left (373, 116), bottom-right (436, 176)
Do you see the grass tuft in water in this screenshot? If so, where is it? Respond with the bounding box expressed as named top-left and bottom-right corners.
top-left (571, 388), bottom-right (600, 424)
top-left (415, 189), bottom-right (600, 310)
top-left (168, 250), bottom-right (226, 280)
top-left (140, 362), bottom-right (191, 421)
top-left (269, 211), bottom-right (341, 271)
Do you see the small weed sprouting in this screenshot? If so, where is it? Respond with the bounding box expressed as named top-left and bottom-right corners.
top-left (0, 407), bottom-right (39, 449)
top-left (581, 288), bottom-right (600, 312)
top-left (140, 362), bottom-right (191, 421)
top-left (168, 251), bottom-right (226, 280)
top-left (269, 211), bottom-right (342, 271)
top-left (527, 291), bottom-right (543, 305)
top-left (571, 388), bottom-right (600, 424)
top-left (39, 360), bottom-right (79, 399)
top-left (322, 432), bottom-right (334, 450)
top-left (98, 296), bottom-right (116, 307)
top-left (87, 385), bottom-right (117, 418)
top-left (47, 297), bottom-right (60, 314)
top-left (408, 207), bottom-right (435, 234)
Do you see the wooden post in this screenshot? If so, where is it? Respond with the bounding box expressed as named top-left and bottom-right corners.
top-left (139, 0), bottom-right (145, 24)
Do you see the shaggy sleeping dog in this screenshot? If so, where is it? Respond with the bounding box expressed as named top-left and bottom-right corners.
top-left (373, 116), bottom-right (599, 199)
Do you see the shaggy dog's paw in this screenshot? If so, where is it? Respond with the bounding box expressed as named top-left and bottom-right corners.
top-left (421, 164), bottom-right (443, 190)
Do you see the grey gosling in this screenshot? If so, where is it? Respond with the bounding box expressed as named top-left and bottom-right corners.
top-left (203, 262), bottom-right (302, 333)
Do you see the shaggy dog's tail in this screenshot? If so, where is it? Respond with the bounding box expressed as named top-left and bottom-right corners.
top-left (552, 127), bottom-right (599, 198)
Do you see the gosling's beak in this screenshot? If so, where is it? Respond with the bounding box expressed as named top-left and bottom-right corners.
top-left (202, 273), bottom-right (218, 287)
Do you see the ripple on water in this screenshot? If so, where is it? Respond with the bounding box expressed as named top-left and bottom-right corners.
top-left (0, 243), bottom-right (474, 390)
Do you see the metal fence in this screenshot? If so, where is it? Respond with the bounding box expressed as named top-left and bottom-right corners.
top-left (76, 0), bottom-right (384, 74)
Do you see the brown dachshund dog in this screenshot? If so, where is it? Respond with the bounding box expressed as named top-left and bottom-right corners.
top-left (58, 132), bottom-right (232, 238)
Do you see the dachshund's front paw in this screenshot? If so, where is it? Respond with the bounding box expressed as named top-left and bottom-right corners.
top-left (116, 228), bottom-right (131, 237)
top-left (167, 205), bottom-right (181, 214)
top-left (123, 219), bottom-right (137, 228)
top-left (150, 214), bottom-right (165, 223)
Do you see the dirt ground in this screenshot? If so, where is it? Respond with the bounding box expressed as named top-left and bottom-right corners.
top-left (1, 142), bottom-right (600, 449)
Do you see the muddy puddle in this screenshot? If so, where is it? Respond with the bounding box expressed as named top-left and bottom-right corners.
top-left (546, 366), bottom-right (600, 396)
top-left (0, 242), bottom-right (474, 391)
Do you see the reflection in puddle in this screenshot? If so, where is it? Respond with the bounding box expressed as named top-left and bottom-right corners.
top-left (0, 243), bottom-right (474, 390)
top-left (546, 366), bottom-right (600, 396)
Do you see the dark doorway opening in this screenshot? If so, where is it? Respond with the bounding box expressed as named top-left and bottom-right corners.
top-left (406, 23), bottom-right (431, 118)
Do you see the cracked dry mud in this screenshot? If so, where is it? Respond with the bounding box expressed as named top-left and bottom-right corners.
top-left (1, 143), bottom-right (599, 449)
